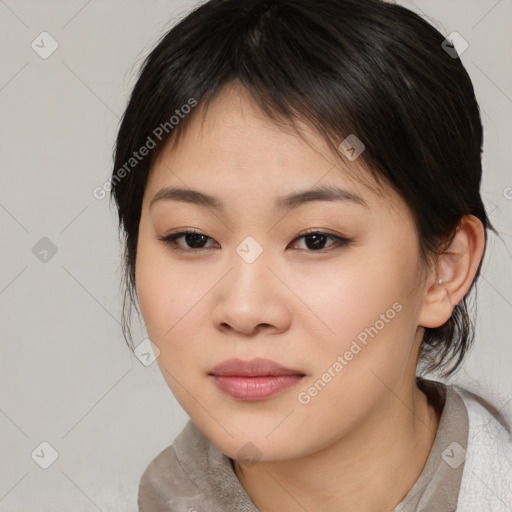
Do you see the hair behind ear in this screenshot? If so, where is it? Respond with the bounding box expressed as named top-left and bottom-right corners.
top-left (420, 297), bottom-right (474, 377)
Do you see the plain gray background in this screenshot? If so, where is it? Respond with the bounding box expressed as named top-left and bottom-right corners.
top-left (1, 0), bottom-right (511, 510)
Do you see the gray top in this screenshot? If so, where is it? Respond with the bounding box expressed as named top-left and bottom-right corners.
top-left (393, 378), bottom-right (469, 511)
top-left (138, 378), bottom-right (469, 511)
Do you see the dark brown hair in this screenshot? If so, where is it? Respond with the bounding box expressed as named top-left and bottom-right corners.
top-left (110, 0), bottom-right (496, 377)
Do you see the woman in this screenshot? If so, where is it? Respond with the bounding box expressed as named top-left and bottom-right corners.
top-left (110, 0), bottom-right (512, 510)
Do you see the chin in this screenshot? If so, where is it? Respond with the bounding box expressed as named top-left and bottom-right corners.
top-left (189, 411), bottom-right (293, 459)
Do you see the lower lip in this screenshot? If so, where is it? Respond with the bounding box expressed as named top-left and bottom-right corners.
top-left (212, 375), bottom-right (304, 401)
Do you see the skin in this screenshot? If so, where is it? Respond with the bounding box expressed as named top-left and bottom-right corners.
top-left (135, 83), bottom-right (485, 511)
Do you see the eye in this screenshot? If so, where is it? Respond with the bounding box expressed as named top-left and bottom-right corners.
top-left (158, 229), bottom-right (218, 251)
top-left (158, 229), bottom-right (351, 252)
top-left (289, 230), bottom-right (351, 251)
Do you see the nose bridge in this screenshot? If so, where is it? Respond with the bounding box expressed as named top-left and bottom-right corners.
top-left (229, 234), bottom-right (273, 300)
top-left (212, 235), bottom-right (291, 334)
top-left (235, 235), bottom-right (266, 267)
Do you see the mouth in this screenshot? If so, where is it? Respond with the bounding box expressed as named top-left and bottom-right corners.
top-left (209, 358), bottom-right (306, 401)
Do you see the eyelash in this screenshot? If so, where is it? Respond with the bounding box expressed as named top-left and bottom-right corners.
top-left (157, 229), bottom-right (352, 253)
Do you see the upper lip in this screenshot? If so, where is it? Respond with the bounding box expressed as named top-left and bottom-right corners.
top-left (210, 358), bottom-right (305, 377)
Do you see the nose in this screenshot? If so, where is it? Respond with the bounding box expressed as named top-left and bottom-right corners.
top-left (211, 250), bottom-right (292, 337)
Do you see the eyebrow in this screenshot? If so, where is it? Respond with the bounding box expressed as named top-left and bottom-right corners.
top-left (149, 184), bottom-right (368, 212)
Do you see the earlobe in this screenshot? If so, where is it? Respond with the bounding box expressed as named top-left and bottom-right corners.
top-left (418, 215), bottom-right (486, 329)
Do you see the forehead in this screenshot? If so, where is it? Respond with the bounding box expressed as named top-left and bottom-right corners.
top-left (157, 85), bottom-right (333, 174)
top-left (146, 85), bottom-right (405, 219)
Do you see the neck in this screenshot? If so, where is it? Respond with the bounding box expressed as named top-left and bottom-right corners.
top-left (234, 381), bottom-right (440, 512)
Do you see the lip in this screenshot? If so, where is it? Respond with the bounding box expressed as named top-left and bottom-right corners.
top-left (209, 358), bottom-right (305, 401)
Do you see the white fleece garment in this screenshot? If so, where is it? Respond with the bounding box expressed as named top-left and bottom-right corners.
top-left (455, 386), bottom-right (512, 511)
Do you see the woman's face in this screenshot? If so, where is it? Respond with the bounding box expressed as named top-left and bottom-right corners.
top-left (135, 85), bottom-right (430, 462)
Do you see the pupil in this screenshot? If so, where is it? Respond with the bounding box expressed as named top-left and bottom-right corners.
top-left (306, 234), bottom-right (326, 250)
top-left (187, 233), bottom-right (207, 248)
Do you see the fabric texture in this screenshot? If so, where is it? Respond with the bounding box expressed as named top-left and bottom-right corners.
top-left (455, 386), bottom-right (512, 511)
top-left (393, 379), bottom-right (468, 511)
top-left (138, 380), bottom-right (512, 511)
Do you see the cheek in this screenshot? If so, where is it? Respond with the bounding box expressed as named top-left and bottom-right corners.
top-left (294, 251), bottom-right (413, 341)
top-left (135, 234), bottom-right (188, 343)
top-left (293, 245), bottom-right (423, 399)
top-left (135, 243), bottom-right (203, 407)
top-left (135, 233), bottom-right (217, 375)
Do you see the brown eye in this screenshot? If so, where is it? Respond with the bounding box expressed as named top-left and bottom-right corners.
top-left (290, 231), bottom-right (351, 251)
top-left (159, 230), bottom-right (218, 251)
top-left (181, 232), bottom-right (209, 249)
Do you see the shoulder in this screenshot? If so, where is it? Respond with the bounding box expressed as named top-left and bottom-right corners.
top-left (452, 385), bottom-right (512, 511)
top-left (137, 420), bottom-right (258, 512)
top-left (138, 422), bottom-right (203, 512)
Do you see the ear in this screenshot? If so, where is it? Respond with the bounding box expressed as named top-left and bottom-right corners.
top-left (418, 215), bottom-right (486, 328)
